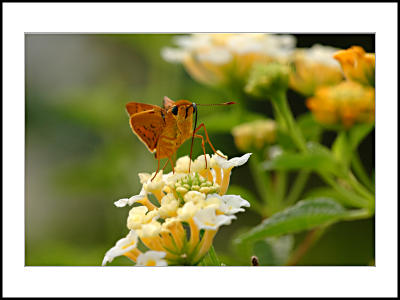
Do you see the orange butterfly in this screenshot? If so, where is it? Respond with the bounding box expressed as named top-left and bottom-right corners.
top-left (126, 96), bottom-right (234, 180)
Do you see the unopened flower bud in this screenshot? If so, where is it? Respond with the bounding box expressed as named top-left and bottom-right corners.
top-left (245, 62), bottom-right (290, 98)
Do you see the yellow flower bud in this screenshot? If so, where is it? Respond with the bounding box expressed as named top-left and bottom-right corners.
top-left (231, 119), bottom-right (277, 151)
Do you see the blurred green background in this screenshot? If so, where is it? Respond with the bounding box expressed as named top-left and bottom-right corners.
top-left (25, 34), bottom-right (374, 266)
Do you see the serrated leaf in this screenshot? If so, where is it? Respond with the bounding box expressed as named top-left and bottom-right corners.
top-left (235, 198), bottom-right (350, 244)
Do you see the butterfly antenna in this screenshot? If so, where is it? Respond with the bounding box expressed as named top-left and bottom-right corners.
top-left (188, 103), bottom-right (198, 173)
top-left (196, 101), bottom-right (236, 106)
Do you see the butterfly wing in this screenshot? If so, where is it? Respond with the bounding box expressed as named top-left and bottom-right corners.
top-left (129, 109), bottom-right (166, 153)
top-left (126, 102), bottom-right (159, 116)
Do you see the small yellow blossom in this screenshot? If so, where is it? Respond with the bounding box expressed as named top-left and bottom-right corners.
top-left (306, 81), bottom-right (375, 128)
top-left (231, 119), bottom-right (277, 152)
top-left (162, 33), bottom-right (296, 87)
top-left (333, 46), bottom-right (375, 87)
top-left (289, 44), bottom-right (344, 96)
top-left (103, 151), bottom-right (252, 266)
top-left (158, 193), bottom-right (179, 218)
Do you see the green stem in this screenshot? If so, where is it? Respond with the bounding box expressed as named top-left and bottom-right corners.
top-left (286, 226), bottom-right (327, 266)
top-left (271, 100), bottom-right (288, 132)
top-left (249, 154), bottom-right (276, 212)
top-left (272, 92), bottom-right (307, 153)
top-left (344, 172), bottom-right (375, 205)
top-left (351, 151), bottom-right (375, 192)
top-left (285, 170), bottom-right (311, 205)
top-left (286, 207), bottom-right (373, 266)
top-left (275, 171), bottom-right (287, 205)
top-left (342, 208), bottom-right (374, 221)
top-left (319, 171), bottom-right (371, 209)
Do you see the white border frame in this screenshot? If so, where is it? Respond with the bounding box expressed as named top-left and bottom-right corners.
top-left (3, 2), bottom-right (398, 297)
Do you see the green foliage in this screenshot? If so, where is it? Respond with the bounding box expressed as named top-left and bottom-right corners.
top-left (263, 144), bottom-right (341, 176)
top-left (235, 198), bottom-right (352, 244)
top-left (199, 246), bottom-right (222, 266)
top-left (253, 235), bottom-right (294, 266)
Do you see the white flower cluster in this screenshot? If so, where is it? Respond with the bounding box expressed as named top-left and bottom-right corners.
top-left (161, 33), bottom-right (296, 86)
top-left (102, 151), bottom-right (252, 266)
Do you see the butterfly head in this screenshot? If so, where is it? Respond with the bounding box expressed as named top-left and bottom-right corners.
top-left (169, 100), bottom-right (196, 120)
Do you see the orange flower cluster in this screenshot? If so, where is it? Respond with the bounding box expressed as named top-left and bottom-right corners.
top-left (306, 81), bottom-right (375, 128)
top-left (306, 46), bottom-right (375, 128)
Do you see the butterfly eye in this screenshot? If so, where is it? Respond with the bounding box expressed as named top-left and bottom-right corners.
top-left (171, 105), bottom-right (178, 116)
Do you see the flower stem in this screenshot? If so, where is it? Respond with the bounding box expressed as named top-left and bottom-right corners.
top-left (249, 153), bottom-right (278, 214)
top-left (275, 170), bottom-right (287, 204)
top-left (286, 226), bottom-right (326, 266)
top-left (285, 170), bottom-right (311, 205)
top-left (272, 91), bottom-right (307, 153)
top-left (351, 151), bottom-right (375, 193)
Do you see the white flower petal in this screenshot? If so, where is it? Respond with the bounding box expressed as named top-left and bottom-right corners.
top-left (221, 195), bottom-right (250, 215)
top-left (193, 207), bottom-right (236, 230)
top-left (114, 198), bottom-right (130, 208)
top-left (136, 251), bottom-right (168, 266)
top-left (213, 153), bottom-right (252, 169)
top-left (303, 44), bottom-right (341, 67)
top-left (102, 230), bottom-right (138, 266)
top-left (114, 190), bottom-right (146, 208)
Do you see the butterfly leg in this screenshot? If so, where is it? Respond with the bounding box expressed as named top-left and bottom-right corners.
top-left (194, 123), bottom-right (227, 159)
top-left (167, 156), bottom-right (175, 174)
top-left (151, 159), bottom-right (161, 181)
top-left (194, 134), bottom-right (208, 169)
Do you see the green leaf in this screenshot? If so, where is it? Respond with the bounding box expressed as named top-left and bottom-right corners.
top-left (263, 152), bottom-right (336, 172)
top-left (253, 235), bottom-right (294, 266)
top-left (235, 198), bottom-right (351, 244)
top-left (304, 187), bottom-right (352, 207)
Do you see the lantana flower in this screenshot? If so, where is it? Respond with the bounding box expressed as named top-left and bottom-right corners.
top-left (306, 81), bottom-right (375, 128)
top-left (161, 33), bottom-right (296, 87)
top-left (333, 46), bottom-right (375, 87)
top-left (289, 44), bottom-right (344, 96)
top-left (102, 151), bottom-right (252, 266)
